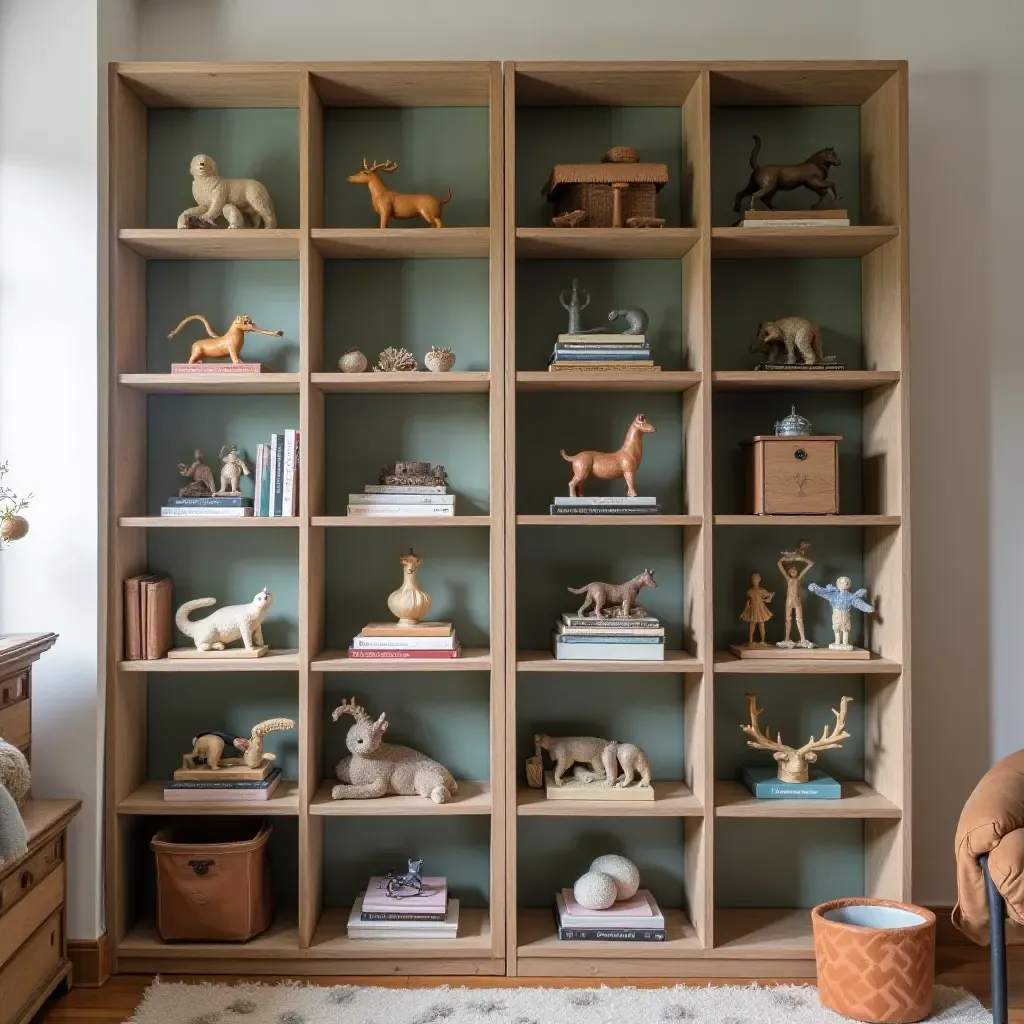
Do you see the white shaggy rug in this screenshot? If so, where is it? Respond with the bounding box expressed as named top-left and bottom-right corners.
top-left (126, 981), bottom-right (992, 1023)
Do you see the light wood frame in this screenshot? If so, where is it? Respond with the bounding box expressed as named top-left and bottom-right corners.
top-left (105, 59), bottom-right (909, 980)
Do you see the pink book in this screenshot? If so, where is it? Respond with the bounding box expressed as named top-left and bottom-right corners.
top-left (560, 888), bottom-right (656, 918)
top-left (170, 363), bottom-right (263, 374)
top-left (361, 876), bottom-right (447, 913)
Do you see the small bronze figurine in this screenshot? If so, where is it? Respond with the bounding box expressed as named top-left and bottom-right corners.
top-left (733, 136), bottom-right (841, 213)
top-left (567, 568), bottom-right (657, 619)
top-left (178, 450), bottom-right (215, 497)
top-left (560, 413), bottom-right (656, 497)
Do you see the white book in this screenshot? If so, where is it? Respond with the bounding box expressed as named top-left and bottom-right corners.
top-left (352, 634), bottom-right (458, 650)
top-left (253, 445), bottom-right (264, 517)
top-left (268, 433), bottom-right (280, 518)
top-left (553, 639), bottom-right (665, 662)
top-left (364, 484), bottom-right (448, 494)
top-left (552, 496), bottom-right (657, 506)
top-left (558, 334), bottom-right (647, 344)
top-left (291, 431), bottom-right (301, 516)
top-left (347, 897), bottom-right (459, 939)
top-left (346, 505), bottom-right (455, 517)
top-left (282, 429), bottom-right (297, 517)
top-left (348, 494), bottom-right (454, 505)
top-left (742, 219), bottom-right (850, 228)
top-left (160, 507), bottom-right (254, 517)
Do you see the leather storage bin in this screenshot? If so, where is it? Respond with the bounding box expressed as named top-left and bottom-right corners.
top-left (151, 819), bottom-right (273, 942)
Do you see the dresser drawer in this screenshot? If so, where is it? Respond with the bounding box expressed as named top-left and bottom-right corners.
top-left (0, 833), bottom-right (61, 921)
top-left (0, 670), bottom-right (28, 709)
top-left (0, 697), bottom-right (30, 750)
top-left (0, 863), bottom-right (64, 970)
top-left (0, 908), bottom-right (62, 1024)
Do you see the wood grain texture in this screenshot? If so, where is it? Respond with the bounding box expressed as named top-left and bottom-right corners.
top-left (517, 781), bottom-right (701, 816)
top-left (713, 651), bottom-right (901, 674)
top-left (311, 372), bottom-right (490, 394)
top-left (116, 780), bottom-right (300, 815)
top-left (708, 62), bottom-right (901, 106)
top-left (117, 373), bottom-right (301, 394)
top-left (516, 371), bottom-right (700, 393)
top-left (118, 516), bottom-right (300, 528)
top-left (714, 781), bottom-right (901, 819)
top-left (313, 516), bottom-right (491, 528)
top-left (118, 228), bottom-right (301, 259)
top-left (311, 227), bottom-right (490, 258)
top-left (713, 371), bottom-right (900, 391)
top-left (714, 514), bottom-right (899, 527)
top-left (517, 514), bottom-right (700, 526)
top-left (516, 650), bottom-right (703, 674)
top-left (712, 226), bottom-right (898, 259)
top-left (312, 649), bottom-right (492, 672)
top-left (516, 227), bottom-right (700, 259)
top-left (309, 780), bottom-right (492, 815)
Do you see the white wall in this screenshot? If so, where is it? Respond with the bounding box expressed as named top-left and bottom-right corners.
top-left (0, 1), bottom-right (1018, 939)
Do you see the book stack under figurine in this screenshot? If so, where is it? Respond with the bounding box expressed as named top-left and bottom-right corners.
top-left (549, 332), bottom-right (658, 373)
top-left (740, 208), bottom-right (850, 228)
top-left (252, 430), bottom-right (300, 517)
top-left (347, 483), bottom-right (454, 518)
top-left (549, 495), bottom-right (661, 516)
top-left (553, 613), bottom-right (665, 662)
top-left (160, 495), bottom-right (254, 518)
top-left (347, 876), bottom-right (459, 939)
top-left (163, 761), bottom-right (283, 803)
top-left (349, 621), bottom-right (462, 660)
top-left (555, 889), bottom-right (665, 942)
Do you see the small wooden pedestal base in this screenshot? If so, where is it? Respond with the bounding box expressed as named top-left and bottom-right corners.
top-left (729, 643), bottom-right (870, 660)
top-left (544, 772), bottom-right (654, 801)
top-left (167, 645), bottom-right (269, 660)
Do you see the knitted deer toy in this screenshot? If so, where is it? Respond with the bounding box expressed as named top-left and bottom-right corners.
top-left (331, 699), bottom-right (457, 804)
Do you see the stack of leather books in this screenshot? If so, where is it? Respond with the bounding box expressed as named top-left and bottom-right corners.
top-left (123, 574), bottom-right (173, 661)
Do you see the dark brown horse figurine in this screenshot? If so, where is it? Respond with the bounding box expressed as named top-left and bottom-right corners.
top-left (733, 135), bottom-right (841, 213)
top-left (560, 413), bottom-right (656, 497)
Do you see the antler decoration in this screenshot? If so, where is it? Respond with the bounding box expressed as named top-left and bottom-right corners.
top-left (250, 717), bottom-right (296, 739)
top-left (741, 693), bottom-right (853, 784)
top-left (362, 158), bottom-right (398, 174)
top-left (332, 698), bottom-right (370, 724)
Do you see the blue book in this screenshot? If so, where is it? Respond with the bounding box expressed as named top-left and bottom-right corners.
top-left (552, 350), bottom-right (652, 362)
top-left (742, 767), bottom-right (842, 800)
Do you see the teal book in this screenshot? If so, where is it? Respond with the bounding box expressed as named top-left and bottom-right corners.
top-left (742, 767), bottom-right (841, 800)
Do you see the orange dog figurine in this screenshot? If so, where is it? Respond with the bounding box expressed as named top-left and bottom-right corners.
top-left (168, 314), bottom-right (283, 364)
top-left (347, 159), bottom-right (452, 228)
top-left (560, 413), bottom-right (657, 497)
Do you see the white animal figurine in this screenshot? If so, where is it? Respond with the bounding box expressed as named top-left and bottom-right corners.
top-left (177, 154), bottom-right (277, 230)
top-left (534, 734), bottom-right (652, 789)
top-left (175, 588), bottom-right (273, 652)
top-left (331, 699), bottom-right (457, 804)
top-left (186, 718), bottom-right (296, 771)
top-left (0, 738), bottom-right (31, 866)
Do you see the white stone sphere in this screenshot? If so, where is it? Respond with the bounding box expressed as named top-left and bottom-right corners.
top-left (589, 854), bottom-right (640, 900)
top-left (573, 870), bottom-right (617, 910)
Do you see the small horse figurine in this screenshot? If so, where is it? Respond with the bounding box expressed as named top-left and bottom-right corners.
top-left (383, 858), bottom-right (424, 898)
top-left (560, 413), bottom-right (656, 498)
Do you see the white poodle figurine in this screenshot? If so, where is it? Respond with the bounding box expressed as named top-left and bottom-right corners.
top-left (177, 154), bottom-right (277, 229)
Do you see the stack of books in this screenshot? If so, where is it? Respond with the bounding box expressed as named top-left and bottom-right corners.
top-left (160, 495), bottom-right (253, 519)
top-left (347, 876), bottom-right (459, 940)
top-left (548, 332), bottom-right (659, 373)
top-left (553, 613), bottom-right (665, 662)
top-left (347, 482), bottom-right (454, 519)
top-left (549, 496), bottom-right (661, 516)
top-left (164, 762), bottom-right (283, 803)
top-left (740, 209), bottom-right (850, 228)
top-left (555, 889), bottom-right (666, 941)
top-left (253, 430), bottom-right (300, 517)
top-left (123, 574), bottom-right (172, 660)
top-left (349, 621), bottom-right (461, 660)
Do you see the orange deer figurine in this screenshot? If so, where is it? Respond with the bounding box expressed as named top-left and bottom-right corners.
top-left (347, 159), bottom-right (452, 228)
top-left (168, 314), bottom-right (283, 364)
top-left (560, 413), bottom-right (657, 497)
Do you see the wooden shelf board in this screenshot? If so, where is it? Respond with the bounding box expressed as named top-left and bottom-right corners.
top-left (309, 907), bottom-right (490, 958)
top-left (119, 649), bottom-right (301, 673)
top-left (21, 799), bottom-right (81, 847)
top-left (312, 227), bottom-right (490, 258)
top-left (713, 908), bottom-right (816, 958)
top-left (517, 781), bottom-right (701, 817)
top-left (516, 371), bottom-right (701, 392)
top-left (714, 514), bottom-right (901, 527)
top-left (310, 780), bottom-right (491, 816)
top-left (118, 228), bottom-right (300, 259)
top-left (708, 62), bottom-right (902, 106)
top-left (312, 372), bottom-right (490, 394)
top-left (513, 64), bottom-right (702, 106)
top-left (518, 514), bottom-right (700, 527)
top-left (517, 908), bottom-right (700, 957)
top-left (118, 373), bottom-right (300, 394)
top-left (309, 63), bottom-right (495, 107)
top-left (119, 516), bottom-right (300, 528)
top-left (714, 780), bottom-right (901, 819)
top-left (713, 650), bottom-right (900, 674)
top-left (312, 648), bottom-right (492, 672)
top-left (313, 516), bottom-right (491, 528)
top-left (117, 780), bottom-right (300, 816)
top-left (517, 650), bottom-right (703, 674)
top-left (712, 226), bottom-right (898, 259)
top-left (116, 63), bottom-right (304, 108)
top-left (516, 227), bottom-right (700, 259)
top-left (712, 370), bottom-right (900, 391)
top-left (118, 914), bottom-right (301, 958)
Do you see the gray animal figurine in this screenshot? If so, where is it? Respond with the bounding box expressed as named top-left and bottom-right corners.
top-left (534, 734), bottom-right (652, 788)
top-left (606, 307), bottom-right (649, 336)
top-left (567, 568), bottom-right (657, 619)
top-left (384, 858), bottom-right (424, 898)
top-left (560, 278), bottom-right (591, 334)
top-left (734, 136), bottom-right (842, 212)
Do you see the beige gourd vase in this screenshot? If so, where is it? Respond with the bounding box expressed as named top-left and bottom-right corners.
top-left (387, 549), bottom-right (431, 627)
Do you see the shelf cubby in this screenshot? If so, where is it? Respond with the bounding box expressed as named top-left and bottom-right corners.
top-left (107, 59), bottom-right (908, 979)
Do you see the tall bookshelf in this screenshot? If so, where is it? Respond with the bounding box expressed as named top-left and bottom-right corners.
top-left (105, 60), bottom-right (909, 979)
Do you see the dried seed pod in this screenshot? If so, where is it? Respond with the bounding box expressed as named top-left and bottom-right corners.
top-left (424, 346), bottom-right (456, 373)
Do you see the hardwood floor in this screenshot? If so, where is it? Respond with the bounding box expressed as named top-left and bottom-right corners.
top-left (33, 946), bottom-right (1024, 1022)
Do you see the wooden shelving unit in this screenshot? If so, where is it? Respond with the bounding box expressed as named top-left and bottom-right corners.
top-left (106, 59), bottom-right (909, 980)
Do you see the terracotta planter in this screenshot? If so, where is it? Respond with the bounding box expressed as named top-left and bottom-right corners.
top-left (812, 898), bottom-right (936, 1023)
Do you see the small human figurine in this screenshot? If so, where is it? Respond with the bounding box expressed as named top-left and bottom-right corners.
top-left (740, 572), bottom-right (774, 646)
top-left (178, 450), bottom-right (215, 497)
top-left (808, 576), bottom-right (874, 651)
top-left (560, 278), bottom-right (591, 334)
top-left (776, 541), bottom-right (816, 649)
top-left (217, 445), bottom-right (250, 496)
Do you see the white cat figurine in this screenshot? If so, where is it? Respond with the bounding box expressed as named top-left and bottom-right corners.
top-left (175, 588), bottom-right (273, 652)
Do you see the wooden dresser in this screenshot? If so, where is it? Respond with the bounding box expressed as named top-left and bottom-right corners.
top-left (0, 633), bottom-right (81, 1024)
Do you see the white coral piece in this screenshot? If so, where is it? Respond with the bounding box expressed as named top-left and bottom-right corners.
top-left (374, 347), bottom-right (418, 372)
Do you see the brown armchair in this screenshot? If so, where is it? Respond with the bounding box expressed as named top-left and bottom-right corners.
top-left (953, 748), bottom-right (1024, 1024)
